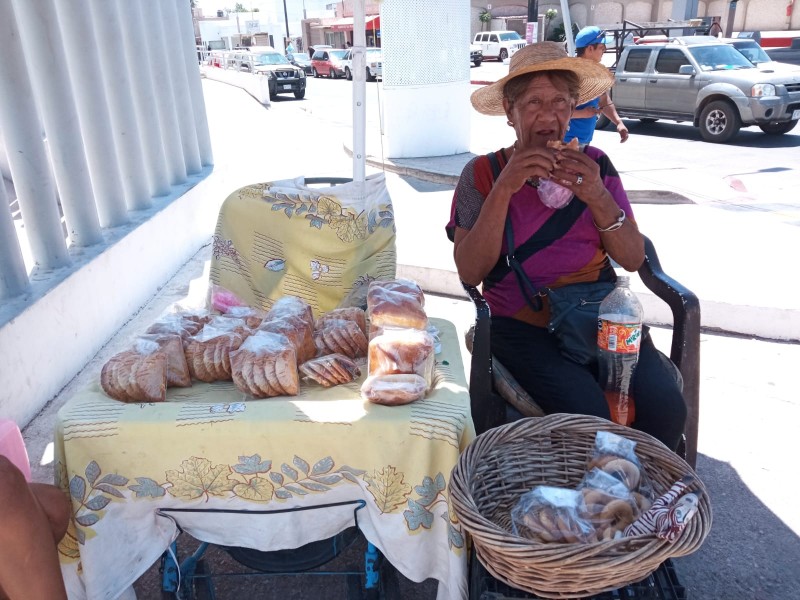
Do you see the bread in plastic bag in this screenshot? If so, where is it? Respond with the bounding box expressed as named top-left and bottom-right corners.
top-left (366, 282), bottom-right (427, 331)
top-left (577, 468), bottom-right (639, 541)
top-left (101, 340), bottom-right (168, 403)
top-left (367, 328), bottom-right (435, 388)
top-left (266, 296), bottom-right (314, 326)
top-left (367, 278), bottom-right (425, 308)
top-left (587, 431), bottom-right (654, 499)
top-left (315, 306), bottom-right (367, 336)
top-left (183, 327), bottom-right (247, 383)
top-left (361, 374), bottom-right (427, 405)
top-left (230, 331), bottom-right (299, 397)
top-left (511, 486), bottom-right (593, 544)
top-left (300, 354), bottom-right (361, 387)
top-left (259, 314), bottom-right (316, 363)
top-left (136, 333), bottom-right (192, 388)
top-left (313, 319), bottom-right (369, 359)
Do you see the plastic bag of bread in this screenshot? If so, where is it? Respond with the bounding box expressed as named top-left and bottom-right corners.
top-left (136, 333), bottom-right (192, 388)
top-left (183, 326), bottom-right (247, 383)
top-left (300, 354), bottom-right (361, 388)
top-left (146, 312), bottom-right (207, 339)
top-left (586, 431), bottom-right (654, 499)
top-left (315, 307), bottom-right (367, 336)
top-left (367, 328), bottom-right (435, 389)
top-left (260, 315), bottom-right (316, 363)
top-left (511, 486), bottom-right (593, 544)
top-left (230, 331), bottom-right (299, 398)
top-left (367, 278), bottom-right (425, 307)
top-left (366, 281), bottom-right (427, 331)
top-left (577, 469), bottom-right (640, 542)
top-left (224, 305), bottom-right (267, 329)
top-left (266, 296), bottom-right (314, 326)
top-left (314, 319), bottom-right (368, 359)
top-left (100, 339), bottom-right (168, 403)
top-left (361, 374), bottom-right (427, 405)
top-left (206, 315), bottom-right (252, 338)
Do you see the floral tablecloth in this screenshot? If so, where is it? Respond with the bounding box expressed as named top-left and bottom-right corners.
top-left (55, 318), bottom-right (474, 600)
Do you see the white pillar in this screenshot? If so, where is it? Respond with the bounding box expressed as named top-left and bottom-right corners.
top-left (352, 0), bottom-right (366, 183)
top-left (0, 1), bottom-right (69, 269)
top-left (140, 0), bottom-right (189, 185)
top-left (56, 0), bottom-right (129, 229)
top-left (381, 0), bottom-right (471, 158)
top-left (12, 0), bottom-right (103, 247)
top-left (173, 0), bottom-right (214, 168)
top-left (159, 0), bottom-right (202, 175)
top-left (0, 177), bottom-right (29, 299)
top-left (116, 0), bottom-right (172, 197)
top-left (88, 0), bottom-right (153, 211)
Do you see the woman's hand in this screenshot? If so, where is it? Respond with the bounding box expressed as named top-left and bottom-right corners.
top-left (496, 145), bottom-right (557, 195)
top-left (549, 148), bottom-right (608, 207)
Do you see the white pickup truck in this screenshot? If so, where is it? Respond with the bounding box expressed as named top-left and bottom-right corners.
top-left (472, 30), bottom-right (526, 62)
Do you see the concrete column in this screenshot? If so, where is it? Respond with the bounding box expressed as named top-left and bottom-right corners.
top-left (88, 0), bottom-right (153, 211)
top-left (56, 0), bottom-right (129, 229)
top-left (174, 0), bottom-right (214, 167)
top-left (0, 1), bottom-right (68, 270)
top-left (140, 0), bottom-right (189, 185)
top-left (158, 0), bottom-right (202, 176)
top-left (12, 0), bottom-right (103, 247)
top-left (352, 1), bottom-right (367, 183)
top-left (115, 0), bottom-right (171, 197)
top-left (0, 177), bottom-right (30, 299)
top-left (382, 0), bottom-right (471, 158)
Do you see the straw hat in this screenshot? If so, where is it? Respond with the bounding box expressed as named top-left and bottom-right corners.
top-left (470, 41), bottom-right (614, 116)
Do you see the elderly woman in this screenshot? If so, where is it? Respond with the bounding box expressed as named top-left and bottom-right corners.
top-left (447, 43), bottom-right (686, 449)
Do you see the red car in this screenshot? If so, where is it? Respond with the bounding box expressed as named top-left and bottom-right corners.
top-left (311, 48), bottom-right (348, 78)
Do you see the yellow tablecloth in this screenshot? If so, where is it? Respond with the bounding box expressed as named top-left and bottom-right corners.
top-left (55, 318), bottom-right (474, 600)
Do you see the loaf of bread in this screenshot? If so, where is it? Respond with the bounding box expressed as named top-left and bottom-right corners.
top-left (361, 374), bottom-right (427, 405)
top-left (136, 333), bottom-right (191, 388)
top-left (367, 279), bottom-right (425, 307)
top-left (224, 305), bottom-right (267, 329)
top-left (183, 328), bottom-right (247, 383)
top-left (259, 314), bottom-right (316, 364)
top-left (100, 343), bottom-right (168, 403)
top-left (367, 328), bottom-right (435, 388)
top-left (315, 307), bottom-right (367, 336)
top-left (206, 315), bottom-right (252, 338)
top-left (230, 331), bottom-right (299, 397)
top-left (146, 313), bottom-right (207, 339)
top-left (300, 353), bottom-right (361, 387)
top-left (313, 319), bottom-right (369, 359)
top-left (367, 288), bottom-right (428, 331)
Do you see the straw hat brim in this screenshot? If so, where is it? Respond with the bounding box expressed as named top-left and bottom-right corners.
top-left (471, 56), bottom-right (614, 116)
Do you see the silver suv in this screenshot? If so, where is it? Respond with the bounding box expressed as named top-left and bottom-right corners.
top-left (608, 37), bottom-right (800, 142)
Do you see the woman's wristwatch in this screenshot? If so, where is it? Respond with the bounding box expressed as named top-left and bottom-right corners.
top-left (593, 208), bottom-right (626, 232)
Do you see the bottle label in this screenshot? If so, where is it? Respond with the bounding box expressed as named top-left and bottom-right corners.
top-left (597, 319), bottom-right (641, 353)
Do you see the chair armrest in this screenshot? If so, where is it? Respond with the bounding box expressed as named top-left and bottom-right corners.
top-left (461, 282), bottom-right (506, 435)
top-left (638, 235), bottom-right (701, 469)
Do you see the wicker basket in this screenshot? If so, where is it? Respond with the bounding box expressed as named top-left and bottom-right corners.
top-left (449, 414), bottom-right (712, 599)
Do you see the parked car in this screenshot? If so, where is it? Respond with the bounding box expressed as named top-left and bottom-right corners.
top-left (764, 38), bottom-right (800, 66)
top-left (288, 52), bottom-right (313, 75)
top-left (470, 44), bottom-right (483, 67)
top-left (311, 48), bottom-right (348, 78)
top-left (228, 50), bottom-right (306, 100)
top-left (603, 37), bottom-right (800, 142)
top-left (472, 30), bottom-right (526, 61)
top-left (340, 48), bottom-right (383, 81)
top-left (716, 37), bottom-right (800, 72)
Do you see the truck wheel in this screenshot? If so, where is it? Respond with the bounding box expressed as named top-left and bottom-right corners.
top-left (312, 67), bottom-right (319, 78)
top-left (345, 67), bottom-right (352, 80)
top-left (758, 120), bottom-right (798, 135)
top-left (595, 114), bottom-right (611, 130)
top-left (499, 49), bottom-right (508, 61)
top-left (294, 89), bottom-right (305, 99)
top-left (366, 68), bottom-right (375, 82)
top-left (473, 59), bottom-right (482, 67)
top-left (699, 100), bottom-right (741, 143)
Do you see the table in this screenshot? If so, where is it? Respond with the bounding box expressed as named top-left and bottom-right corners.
top-left (55, 318), bottom-right (474, 600)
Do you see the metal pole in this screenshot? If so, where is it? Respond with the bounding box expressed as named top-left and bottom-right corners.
top-left (724, 0), bottom-right (738, 38)
top-left (283, 0), bottom-right (290, 39)
top-left (528, 0), bottom-right (539, 41)
top-left (561, 0), bottom-right (576, 55)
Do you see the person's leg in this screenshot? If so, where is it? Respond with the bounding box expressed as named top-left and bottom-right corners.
top-left (0, 457), bottom-right (68, 600)
top-left (631, 336), bottom-right (688, 450)
top-left (491, 317), bottom-right (610, 418)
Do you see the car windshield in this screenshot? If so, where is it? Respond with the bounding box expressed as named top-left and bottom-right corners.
top-left (330, 50), bottom-right (348, 59)
top-left (688, 45), bottom-right (754, 70)
top-left (732, 41), bottom-right (771, 64)
top-left (253, 53), bottom-right (290, 66)
top-left (499, 32), bottom-right (522, 41)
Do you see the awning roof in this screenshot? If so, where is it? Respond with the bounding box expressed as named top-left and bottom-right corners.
top-left (329, 15), bottom-right (380, 31)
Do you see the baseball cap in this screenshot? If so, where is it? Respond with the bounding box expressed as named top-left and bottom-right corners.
top-left (575, 26), bottom-right (606, 49)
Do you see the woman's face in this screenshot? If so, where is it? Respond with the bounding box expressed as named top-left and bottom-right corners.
top-left (503, 74), bottom-right (576, 149)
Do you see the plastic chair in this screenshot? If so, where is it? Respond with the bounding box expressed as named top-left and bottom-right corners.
top-left (160, 176), bottom-right (402, 599)
top-left (462, 235), bottom-right (701, 468)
